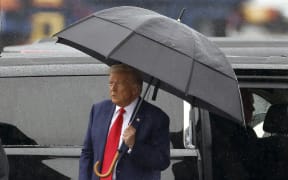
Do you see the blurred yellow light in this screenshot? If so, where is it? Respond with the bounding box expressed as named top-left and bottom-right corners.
top-left (32, 0), bottom-right (63, 8)
top-left (242, 4), bottom-right (280, 24)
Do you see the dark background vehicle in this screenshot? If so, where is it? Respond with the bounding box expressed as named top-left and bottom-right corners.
top-left (1, 38), bottom-right (288, 179)
top-left (0, 0), bottom-right (245, 50)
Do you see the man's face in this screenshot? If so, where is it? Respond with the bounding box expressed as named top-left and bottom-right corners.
top-left (109, 72), bottom-right (139, 107)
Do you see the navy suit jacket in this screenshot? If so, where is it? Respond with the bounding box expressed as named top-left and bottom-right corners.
top-left (79, 99), bottom-right (170, 180)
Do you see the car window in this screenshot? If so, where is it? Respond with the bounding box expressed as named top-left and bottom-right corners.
top-left (246, 89), bottom-right (288, 138)
top-left (252, 93), bottom-right (271, 137)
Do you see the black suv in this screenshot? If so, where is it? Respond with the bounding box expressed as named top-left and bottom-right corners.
top-left (0, 38), bottom-right (288, 180)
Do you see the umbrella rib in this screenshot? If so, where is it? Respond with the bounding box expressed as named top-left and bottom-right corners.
top-left (196, 60), bottom-right (237, 81)
top-left (95, 16), bottom-right (195, 61)
top-left (92, 16), bottom-right (136, 60)
top-left (106, 30), bottom-right (135, 60)
top-left (96, 16), bottom-right (237, 81)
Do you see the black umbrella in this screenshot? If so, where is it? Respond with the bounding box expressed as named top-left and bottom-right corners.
top-left (55, 5), bottom-right (243, 124)
top-left (54, 5), bottom-right (244, 177)
top-left (55, 6), bottom-right (243, 123)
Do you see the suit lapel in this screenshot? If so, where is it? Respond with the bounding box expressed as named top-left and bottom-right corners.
top-left (95, 101), bottom-right (116, 164)
top-left (102, 103), bottom-right (116, 135)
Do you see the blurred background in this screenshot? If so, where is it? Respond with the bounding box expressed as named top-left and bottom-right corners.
top-left (0, 0), bottom-right (288, 50)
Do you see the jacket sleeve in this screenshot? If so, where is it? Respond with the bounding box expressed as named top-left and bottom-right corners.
top-left (129, 108), bottom-right (170, 171)
top-left (79, 105), bottom-right (95, 180)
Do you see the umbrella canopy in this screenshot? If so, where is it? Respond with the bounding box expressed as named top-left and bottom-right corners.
top-left (55, 6), bottom-right (244, 125)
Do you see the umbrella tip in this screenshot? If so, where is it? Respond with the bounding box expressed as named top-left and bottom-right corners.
top-left (177, 8), bottom-right (186, 22)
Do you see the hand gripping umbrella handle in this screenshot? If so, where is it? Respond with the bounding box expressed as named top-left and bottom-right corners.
top-left (93, 151), bottom-right (119, 178)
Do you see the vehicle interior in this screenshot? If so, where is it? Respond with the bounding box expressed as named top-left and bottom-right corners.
top-left (199, 87), bottom-right (288, 180)
top-left (247, 88), bottom-right (288, 180)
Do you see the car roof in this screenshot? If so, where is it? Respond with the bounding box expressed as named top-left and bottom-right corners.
top-left (1, 38), bottom-right (98, 64)
top-left (0, 39), bottom-right (108, 77)
top-left (1, 37), bottom-right (288, 72)
top-left (210, 37), bottom-right (288, 48)
top-left (228, 56), bottom-right (288, 70)
top-left (210, 37), bottom-right (288, 71)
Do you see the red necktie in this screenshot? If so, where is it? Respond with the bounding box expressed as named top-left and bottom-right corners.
top-left (101, 108), bottom-right (125, 180)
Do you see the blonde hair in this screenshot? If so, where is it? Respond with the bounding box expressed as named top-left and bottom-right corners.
top-left (110, 64), bottom-right (143, 91)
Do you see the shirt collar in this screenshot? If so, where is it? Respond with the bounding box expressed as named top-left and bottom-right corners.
top-left (115, 97), bottom-right (139, 114)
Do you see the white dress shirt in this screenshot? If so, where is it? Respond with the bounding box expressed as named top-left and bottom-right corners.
top-left (109, 97), bottom-right (138, 179)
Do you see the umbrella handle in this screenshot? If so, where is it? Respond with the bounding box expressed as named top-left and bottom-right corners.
top-left (93, 151), bottom-right (119, 178)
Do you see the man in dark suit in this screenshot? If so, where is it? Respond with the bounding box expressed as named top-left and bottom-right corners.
top-left (79, 64), bottom-right (170, 180)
